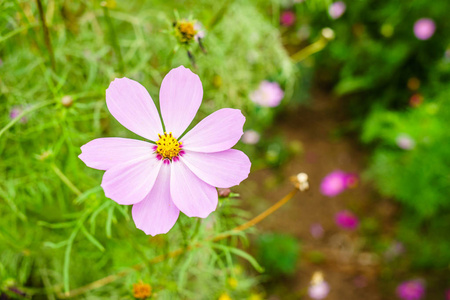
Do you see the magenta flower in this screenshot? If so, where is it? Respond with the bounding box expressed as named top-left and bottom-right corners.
top-left (241, 130), bottom-right (260, 145)
top-left (414, 18), bottom-right (435, 40)
top-left (335, 210), bottom-right (359, 230)
top-left (320, 170), bottom-right (347, 197)
top-left (79, 66), bottom-right (251, 236)
top-left (280, 11), bottom-right (296, 27)
top-left (328, 1), bottom-right (346, 19)
top-left (250, 81), bottom-right (284, 107)
top-left (396, 280), bottom-right (425, 300)
top-left (345, 173), bottom-right (359, 189)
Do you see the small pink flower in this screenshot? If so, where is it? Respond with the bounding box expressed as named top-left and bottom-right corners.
top-left (328, 1), bottom-right (346, 19)
top-left (308, 272), bottom-right (330, 300)
top-left (396, 280), bottom-right (425, 300)
top-left (280, 11), bottom-right (296, 27)
top-left (79, 66), bottom-right (251, 236)
top-left (241, 130), bottom-right (260, 144)
top-left (194, 22), bottom-right (206, 41)
top-left (10, 106), bottom-right (28, 123)
top-left (345, 173), bottom-right (359, 189)
top-left (414, 18), bottom-right (435, 40)
top-left (335, 210), bottom-right (359, 230)
top-left (396, 134), bottom-right (415, 150)
top-left (320, 170), bottom-right (347, 197)
top-left (310, 223), bottom-right (324, 239)
top-left (250, 81), bottom-right (284, 107)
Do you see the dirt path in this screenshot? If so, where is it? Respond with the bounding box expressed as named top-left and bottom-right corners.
top-left (238, 90), bottom-right (399, 300)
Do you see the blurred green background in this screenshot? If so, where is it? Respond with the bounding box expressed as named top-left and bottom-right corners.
top-left (1, 0), bottom-right (449, 299)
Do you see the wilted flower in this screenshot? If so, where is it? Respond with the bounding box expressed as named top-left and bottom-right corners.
top-left (79, 66), bottom-right (251, 235)
top-left (320, 170), bottom-right (347, 197)
top-left (250, 81), bottom-right (284, 107)
top-left (218, 188), bottom-right (231, 198)
top-left (241, 130), bottom-right (260, 144)
top-left (280, 10), bottom-right (296, 27)
top-left (396, 280), bottom-right (425, 300)
top-left (396, 134), bottom-right (415, 150)
top-left (133, 282), bottom-right (152, 299)
top-left (414, 18), bottom-right (435, 40)
top-left (310, 223), bottom-right (324, 239)
top-left (308, 271), bottom-right (330, 300)
top-left (328, 1), bottom-right (346, 19)
top-left (335, 210), bottom-right (359, 230)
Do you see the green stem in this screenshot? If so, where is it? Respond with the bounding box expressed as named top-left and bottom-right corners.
top-left (36, 0), bottom-right (55, 70)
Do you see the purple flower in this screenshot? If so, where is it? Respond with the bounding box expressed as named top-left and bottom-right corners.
top-left (396, 134), bottom-right (415, 150)
top-left (79, 66), bottom-right (251, 236)
top-left (280, 11), bottom-right (296, 27)
top-left (335, 210), bottom-right (359, 230)
top-left (414, 18), bottom-right (435, 40)
top-left (241, 130), bottom-right (260, 145)
top-left (396, 280), bottom-right (425, 300)
top-left (320, 170), bottom-right (347, 197)
top-left (250, 81), bottom-right (284, 107)
top-left (10, 106), bottom-right (28, 123)
top-left (310, 223), bottom-right (324, 239)
top-left (328, 1), bottom-right (346, 19)
top-left (308, 272), bottom-right (330, 300)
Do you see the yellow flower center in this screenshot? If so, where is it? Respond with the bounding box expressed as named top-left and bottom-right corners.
top-left (175, 20), bottom-right (197, 43)
top-left (156, 132), bottom-right (182, 160)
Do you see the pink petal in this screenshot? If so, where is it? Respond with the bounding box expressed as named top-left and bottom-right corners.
top-left (101, 155), bottom-right (162, 205)
top-left (79, 138), bottom-right (154, 171)
top-left (160, 66), bottom-right (203, 138)
top-left (181, 108), bottom-right (245, 153)
top-left (180, 150), bottom-right (251, 188)
top-left (106, 78), bottom-right (163, 141)
top-left (170, 161), bottom-right (218, 218)
top-left (132, 164), bottom-right (180, 236)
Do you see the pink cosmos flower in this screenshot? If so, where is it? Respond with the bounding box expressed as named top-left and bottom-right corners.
top-left (328, 1), bottom-right (346, 19)
top-left (335, 210), bottom-right (359, 230)
top-left (250, 81), bottom-right (284, 107)
top-left (414, 18), bottom-right (435, 40)
top-left (320, 170), bottom-right (348, 197)
top-left (241, 130), bottom-right (260, 145)
top-left (79, 66), bottom-right (251, 236)
top-left (396, 280), bottom-right (425, 300)
top-left (280, 11), bottom-right (296, 27)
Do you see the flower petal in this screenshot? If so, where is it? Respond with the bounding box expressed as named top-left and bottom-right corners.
top-left (170, 161), bottom-right (218, 218)
top-left (106, 78), bottom-right (163, 141)
top-left (101, 154), bottom-right (162, 205)
top-left (79, 138), bottom-right (154, 171)
top-left (159, 66), bottom-right (203, 138)
top-left (180, 150), bottom-right (251, 188)
top-left (132, 164), bottom-right (179, 236)
top-left (181, 108), bottom-right (245, 153)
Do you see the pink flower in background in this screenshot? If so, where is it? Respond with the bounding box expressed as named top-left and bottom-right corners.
top-left (396, 134), bottom-right (415, 150)
top-left (310, 223), bottom-right (324, 239)
top-left (345, 173), bottom-right (359, 189)
top-left (10, 106), bottom-right (28, 123)
top-left (335, 210), bottom-right (359, 230)
top-left (194, 22), bottom-right (206, 41)
top-left (79, 66), bottom-right (251, 236)
top-left (414, 18), bottom-right (435, 40)
top-left (308, 272), bottom-right (330, 300)
top-left (280, 11), bottom-right (296, 27)
top-left (396, 280), bottom-right (425, 300)
top-left (320, 170), bottom-right (348, 197)
top-left (250, 81), bottom-right (284, 107)
top-left (328, 1), bottom-right (346, 19)
top-left (241, 130), bottom-right (260, 144)
top-left (446, 289), bottom-right (450, 300)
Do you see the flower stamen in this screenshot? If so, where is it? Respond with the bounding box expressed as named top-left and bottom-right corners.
top-left (155, 132), bottom-right (183, 162)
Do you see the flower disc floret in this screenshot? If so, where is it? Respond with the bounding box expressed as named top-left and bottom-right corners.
top-left (155, 132), bottom-right (182, 161)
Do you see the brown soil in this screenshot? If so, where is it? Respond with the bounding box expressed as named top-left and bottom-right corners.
top-left (238, 90), bottom-right (400, 300)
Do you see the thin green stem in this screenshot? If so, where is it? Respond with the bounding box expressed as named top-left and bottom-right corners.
top-left (36, 0), bottom-right (55, 70)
